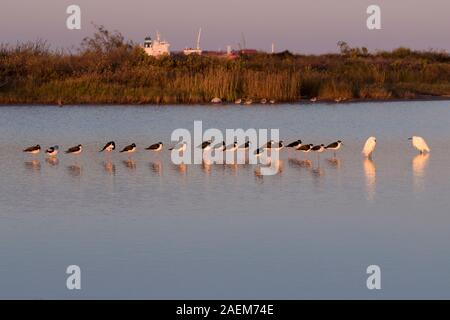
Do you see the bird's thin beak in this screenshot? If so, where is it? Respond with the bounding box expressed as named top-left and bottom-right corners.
top-left (408, 137), bottom-right (412, 140)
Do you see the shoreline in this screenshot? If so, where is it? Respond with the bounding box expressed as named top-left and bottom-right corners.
top-left (1, 96), bottom-right (450, 107)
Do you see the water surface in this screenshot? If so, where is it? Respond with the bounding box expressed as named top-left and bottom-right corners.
top-left (0, 101), bottom-right (450, 299)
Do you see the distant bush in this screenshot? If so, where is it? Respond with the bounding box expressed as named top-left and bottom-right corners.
top-left (1, 29), bottom-right (450, 104)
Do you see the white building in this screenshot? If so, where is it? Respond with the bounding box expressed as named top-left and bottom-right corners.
top-left (142, 32), bottom-right (170, 57)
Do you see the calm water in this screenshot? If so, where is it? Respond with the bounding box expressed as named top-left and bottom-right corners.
top-left (1, 101), bottom-right (450, 299)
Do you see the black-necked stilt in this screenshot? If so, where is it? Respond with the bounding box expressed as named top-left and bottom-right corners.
top-left (286, 140), bottom-right (302, 149)
top-left (23, 145), bottom-right (41, 154)
top-left (146, 142), bottom-right (163, 151)
top-left (65, 144), bottom-right (82, 154)
top-left (238, 141), bottom-right (251, 149)
top-left (45, 145), bottom-right (59, 156)
top-left (311, 144), bottom-right (325, 160)
top-left (311, 144), bottom-right (325, 153)
top-left (120, 143), bottom-right (136, 153)
top-left (362, 137), bottom-right (377, 159)
top-left (198, 140), bottom-right (212, 151)
top-left (263, 140), bottom-right (273, 149)
top-left (212, 141), bottom-right (225, 151)
top-left (297, 144), bottom-right (314, 154)
top-left (326, 140), bottom-right (342, 157)
top-left (266, 141), bottom-right (284, 151)
top-left (224, 141), bottom-right (238, 152)
top-left (169, 142), bottom-right (187, 152)
top-left (254, 148), bottom-right (264, 157)
top-left (408, 136), bottom-right (430, 154)
top-left (100, 141), bottom-right (115, 152)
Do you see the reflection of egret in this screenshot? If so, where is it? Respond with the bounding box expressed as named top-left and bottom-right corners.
top-left (363, 158), bottom-right (376, 202)
top-left (45, 157), bottom-right (59, 167)
top-left (362, 137), bottom-right (377, 159)
top-left (24, 160), bottom-right (41, 171)
top-left (67, 165), bottom-right (82, 177)
top-left (412, 153), bottom-right (430, 193)
top-left (102, 161), bottom-right (116, 175)
top-left (408, 136), bottom-right (430, 154)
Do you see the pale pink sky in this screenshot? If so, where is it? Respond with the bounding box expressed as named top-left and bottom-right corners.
top-left (1, 0), bottom-right (449, 53)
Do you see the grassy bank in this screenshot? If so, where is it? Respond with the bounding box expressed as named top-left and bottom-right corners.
top-left (1, 27), bottom-right (450, 104)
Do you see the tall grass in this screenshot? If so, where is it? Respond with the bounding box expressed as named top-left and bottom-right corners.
top-left (1, 27), bottom-right (450, 104)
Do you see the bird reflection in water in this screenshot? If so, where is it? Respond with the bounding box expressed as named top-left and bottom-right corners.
top-left (326, 157), bottom-right (341, 169)
top-left (24, 160), bottom-right (41, 171)
top-left (254, 159), bottom-right (283, 177)
top-left (67, 164), bottom-right (82, 177)
top-left (122, 159), bottom-right (136, 170)
top-left (45, 157), bottom-right (59, 167)
top-left (172, 163), bottom-right (187, 175)
top-left (201, 160), bottom-right (212, 174)
top-left (149, 161), bottom-right (162, 176)
top-left (412, 153), bottom-right (430, 193)
top-left (311, 163), bottom-right (324, 178)
top-left (288, 158), bottom-right (312, 169)
top-left (363, 158), bottom-right (376, 202)
top-left (102, 161), bottom-right (116, 175)
top-left (225, 163), bottom-right (238, 176)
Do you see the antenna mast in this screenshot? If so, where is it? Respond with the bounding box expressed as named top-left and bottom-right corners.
top-left (241, 32), bottom-right (246, 50)
top-left (196, 28), bottom-right (202, 50)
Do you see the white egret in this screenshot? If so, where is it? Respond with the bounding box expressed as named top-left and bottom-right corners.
top-left (362, 137), bottom-right (377, 158)
top-left (408, 136), bottom-right (430, 154)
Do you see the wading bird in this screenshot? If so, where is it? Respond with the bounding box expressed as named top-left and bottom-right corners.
top-left (326, 140), bottom-right (342, 157)
top-left (23, 144), bottom-right (41, 154)
top-left (238, 141), bottom-right (251, 150)
top-left (146, 142), bottom-right (163, 151)
top-left (297, 144), bottom-right (314, 155)
top-left (198, 140), bottom-right (212, 151)
top-left (311, 144), bottom-right (325, 159)
top-left (286, 140), bottom-right (302, 149)
top-left (65, 144), bottom-right (83, 154)
top-left (224, 141), bottom-right (238, 152)
top-left (120, 143), bottom-right (136, 153)
top-left (254, 148), bottom-right (264, 158)
top-left (45, 145), bottom-right (59, 156)
top-left (169, 142), bottom-right (187, 152)
top-left (408, 136), bottom-right (430, 154)
top-left (362, 137), bottom-right (377, 159)
top-left (265, 141), bottom-right (284, 151)
top-left (212, 141), bottom-right (226, 151)
top-left (100, 141), bottom-right (115, 152)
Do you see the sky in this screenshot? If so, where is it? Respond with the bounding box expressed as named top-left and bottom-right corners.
top-left (1, 0), bottom-right (450, 54)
